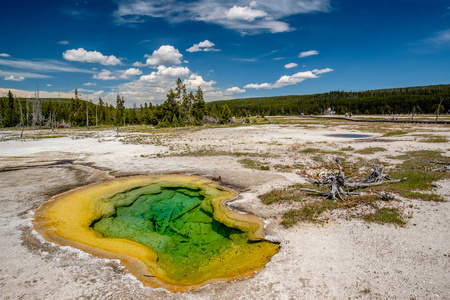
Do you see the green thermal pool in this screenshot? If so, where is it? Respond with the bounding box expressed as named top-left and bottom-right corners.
top-left (33, 175), bottom-right (279, 292)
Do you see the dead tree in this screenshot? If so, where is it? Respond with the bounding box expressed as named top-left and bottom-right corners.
top-left (301, 159), bottom-right (406, 200)
top-left (436, 97), bottom-right (444, 121)
top-left (18, 98), bottom-right (25, 138)
top-left (427, 160), bottom-right (450, 172)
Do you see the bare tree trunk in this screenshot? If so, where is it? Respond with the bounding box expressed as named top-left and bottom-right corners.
top-left (36, 85), bottom-right (42, 129)
top-left (301, 159), bottom-right (406, 200)
top-left (51, 110), bottom-right (56, 133)
top-left (26, 99), bottom-right (29, 127)
top-left (19, 99), bottom-right (25, 138)
top-left (436, 98), bottom-right (444, 121)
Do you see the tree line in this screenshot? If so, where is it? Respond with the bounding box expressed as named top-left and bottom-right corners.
top-left (207, 84), bottom-right (449, 117)
top-left (1, 83), bottom-right (448, 129)
top-left (0, 78), bottom-right (233, 129)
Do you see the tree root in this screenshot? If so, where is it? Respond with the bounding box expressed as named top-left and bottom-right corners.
top-left (301, 159), bottom-right (406, 200)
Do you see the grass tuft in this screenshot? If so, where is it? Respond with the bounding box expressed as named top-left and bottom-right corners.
top-left (281, 200), bottom-right (340, 227)
top-left (382, 130), bottom-right (408, 137)
top-left (355, 147), bottom-right (386, 154)
top-left (364, 207), bottom-right (406, 226)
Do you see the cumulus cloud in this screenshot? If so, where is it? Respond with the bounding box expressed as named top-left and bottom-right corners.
top-left (116, 65), bottom-right (219, 104)
top-left (225, 86), bottom-right (246, 94)
top-left (0, 53), bottom-right (10, 57)
top-left (83, 82), bottom-right (97, 86)
top-left (284, 62), bottom-right (298, 69)
top-left (120, 68), bottom-right (143, 79)
top-left (63, 48), bottom-right (122, 65)
top-left (225, 5), bottom-right (268, 21)
top-left (186, 40), bottom-right (220, 52)
top-left (4, 75), bottom-right (25, 81)
top-left (135, 45), bottom-right (183, 67)
top-left (58, 41), bottom-right (69, 45)
top-left (245, 68), bottom-right (332, 89)
top-left (139, 66), bottom-right (190, 81)
top-left (46, 84), bottom-right (52, 87)
top-left (114, 0), bottom-right (330, 34)
top-left (93, 69), bottom-right (117, 80)
top-left (299, 50), bottom-right (319, 58)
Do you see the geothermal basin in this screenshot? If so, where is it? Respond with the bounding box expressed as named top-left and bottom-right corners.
top-left (33, 175), bottom-right (279, 292)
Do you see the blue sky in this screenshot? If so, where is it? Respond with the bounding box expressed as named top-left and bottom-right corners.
top-left (0, 0), bottom-right (449, 105)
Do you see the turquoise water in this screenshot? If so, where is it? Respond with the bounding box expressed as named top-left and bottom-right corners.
top-left (92, 187), bottom-right (244, 278)
top-left (327, 133), bottom-right (372, 138)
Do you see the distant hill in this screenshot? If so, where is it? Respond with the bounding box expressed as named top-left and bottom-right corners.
top-left (207, 84), bottom-right (450, 115)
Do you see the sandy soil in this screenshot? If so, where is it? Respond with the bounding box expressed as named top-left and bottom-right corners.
top-left (0, 119), bottom-right (449, 299)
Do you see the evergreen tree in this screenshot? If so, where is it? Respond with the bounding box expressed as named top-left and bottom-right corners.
top-left (219, 104), bottom-right (232, 124)
top-left (161, 89), bottom-right (180, 125)
top-left (192, 87), bottom-right (206, 124)
top-left (115, 95), bottom-right (125, 135)
top-left (3, 90), bottom-right (17, 127)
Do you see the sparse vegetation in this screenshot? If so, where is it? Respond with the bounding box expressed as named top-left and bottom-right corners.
top-left (238, 158), bottom-right (270, 171)
top-left (420, 136), bottom-right (448, 143)
top-left (355, 147), bottom-right (386, 154)
top-left (261, 149), bottom-right (449, 227)
top-left (281, 200), bottom-right (340, 227)
top-left (382, 130), bottom-right (408, 137)
top-left (364, 207), bottom-right (406, 226)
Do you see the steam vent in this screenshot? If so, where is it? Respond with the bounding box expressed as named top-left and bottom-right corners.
top-left (33, 175), bottom-right (279, 292)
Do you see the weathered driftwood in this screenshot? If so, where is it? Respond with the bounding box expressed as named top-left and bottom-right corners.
top-left (376, 191), bottom-right (395, 201)
top-left (426, 160), bottom-right (450, 172)
top-left (301, 159), bottom-right (406, 200)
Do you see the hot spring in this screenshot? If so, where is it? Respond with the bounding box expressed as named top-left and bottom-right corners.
top-left (33, 175), bottom-right (279, 292)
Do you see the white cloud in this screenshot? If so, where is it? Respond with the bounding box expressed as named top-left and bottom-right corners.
top-left (120, 68), bottom-right (143, 79)
top-left (46, 84), bottom-right (52, 87)
top-left (244, 82), bottom-right (272, 89)
top-left (232, 57), bottom-right (258, 62)
top-left (225, 86), bottom-right (246, 94)
top-left (83, 82), bottom-right (97, 86)
top-left (0, 58), bottom-right (93, 73)
top-left (225, 5), bottom-right (268, 21)
top-left (136, 45), bottom-right (183, 67)
top-left (77, 88), bottom-right (95, 93)
top-left (0, 69), bottom-right (51, 79)
top-left (245, 68), bottom-right (332, 89)
top-left (93, 69), bottom-right (117, 80)
top-left (114, 0), bottom-right (330, 34)
top-left (63, 48), bottom-right (122, 65)
top-left (312, 68), bottom-right (333, 74)
top-left (58, 41), bottom-right (70, 45)
top-left (4, 75), bottom-right (25, 81)
top-left (299, 50), bottom-right (319, 58)
top-left (284, 62), bottom-right (298, 69)
top-left (423, 29), bottom-right (450, 45)
top-left (184, 74), bottom-right (216, 90)
top-left (186, 40), bottom-right (220, 52)
top-left (0, 53), bottom-right (10, 57)
top-left (116, 65), bottom-right (219, 104)
top-left (140, 66), bottom-right (190, 81)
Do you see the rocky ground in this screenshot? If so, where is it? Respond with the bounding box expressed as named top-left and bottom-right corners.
top-left (0, 117), bottom-right (449, 299)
